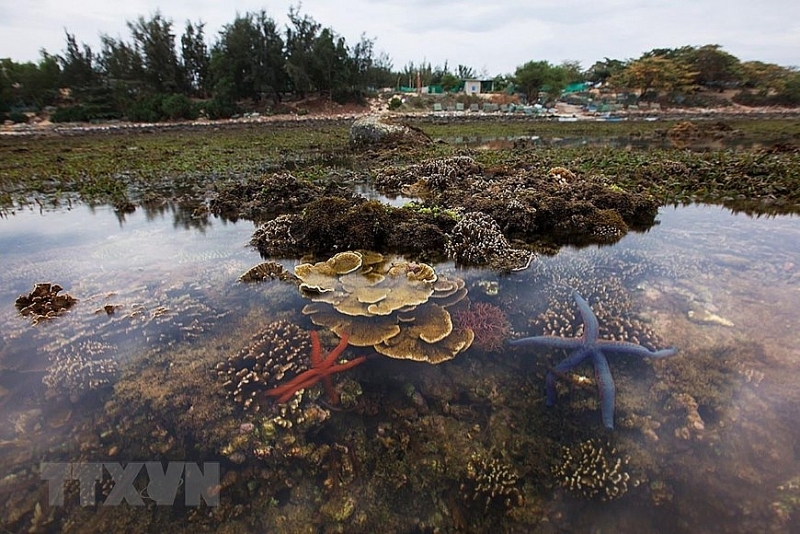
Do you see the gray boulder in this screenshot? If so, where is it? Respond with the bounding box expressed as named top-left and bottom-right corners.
top-left (349, 114), bottom-right (431, 148)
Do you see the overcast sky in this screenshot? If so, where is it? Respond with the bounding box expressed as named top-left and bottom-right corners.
top-left (1, 1), bottom-right (798, 75)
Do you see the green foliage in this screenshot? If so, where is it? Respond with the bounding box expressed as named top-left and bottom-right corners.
top-left (7, 111), bottom-right (28, 123)
top-left (127, 12), bottom-right (182, 93)
top-left (51, 105), bottom-right (90, 122)
top-left (202, 95), bottom-right (240, 120)
top-left (609, 56), bottom-right (697, 97)
top-left (180, 21), bottom-right (210, 96)
top-left (5, 4), bottom-right (799, 120)
top-left (59, 32), bottom-right (97, 89)
top-left (513, 60), bottom-right (566, 103)
top-left (126, 94), bottom-right (165, 122)
top-left (387, 96), bottom-right (403, 110)
top-left (161, 94), bottom-right (198, 120)
top-left (209, 11), bottom-right (288, 103)
top-left (585, 58), bottom-right (627, 85)
top-left (126, 93), bottom-right (198, 122)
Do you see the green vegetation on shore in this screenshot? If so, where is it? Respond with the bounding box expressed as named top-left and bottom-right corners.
top-left (1, 118), bottom-right (799, 215)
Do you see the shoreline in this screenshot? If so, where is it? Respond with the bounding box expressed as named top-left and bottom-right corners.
top-left (4, 105), bottom-right (800, 137)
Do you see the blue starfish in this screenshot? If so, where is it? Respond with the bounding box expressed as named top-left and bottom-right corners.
top-left (509, 291), bottom-right (677, 430)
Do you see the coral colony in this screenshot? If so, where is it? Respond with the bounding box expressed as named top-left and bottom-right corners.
top-left (510, 291), bottom-right (677, 430)
top-left (265, 331), bottom-right (364, 404)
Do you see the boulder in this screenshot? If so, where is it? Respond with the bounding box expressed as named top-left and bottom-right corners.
top-left (349, 114), bottom-right (431, 148)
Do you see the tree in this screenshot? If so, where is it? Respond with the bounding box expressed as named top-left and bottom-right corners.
top-left (309, 28), bottom-right (348, 98)
top-left (348, 34), bottom-right (380, 96)
top-left (0, 53), bottom-right (61, 109)
top-left (59, 32), bottom-right (97, 90)
top-left (209, 11), bottom-right (287, 103)
top-left (685, 45), bottom-right (741, 88)
top-left (284, 7), bottom-right (321, 97)
top-left (456, 64), bottom-right (476, 80)
top-left (127, 12), bottom-right (181, 93)
top-left (180, 21), bottom-right (210, 96)
top-left (97, 34), bottom-right (145, 113)
top-left (776, 70), bottom-right (800, 105)
top-left (366, 51), bottom-right (394, 89)
top-left (559, 60), bottom-right (584, 84)
top-left (585, 58), bottom-right (627, 85)
top-left (513, 60), bottom-right (565, 102)
top-left (98, 35), bottom-right (144, 84)
top-left (739, 60), bottom-right (790, 94)
top-left (609, 56), bottom-right (697, 97)
top-left (441, 72), bottom-right (461, 92)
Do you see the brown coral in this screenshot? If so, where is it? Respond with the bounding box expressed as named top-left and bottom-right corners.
top-left (215, 320), bottom-right (312, 412)
top-left (15, 282), bottom-right (77, 324)
top-left (298, 251), bottom-right (473, 363)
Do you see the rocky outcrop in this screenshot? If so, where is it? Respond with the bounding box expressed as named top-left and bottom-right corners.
top-left (349, 114), bottom-right (431, 148)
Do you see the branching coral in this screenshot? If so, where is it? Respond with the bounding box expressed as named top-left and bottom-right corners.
top-left (445, 211), bottom-right (533, 271)
top-left (452, 302), bottom-right (511, 353)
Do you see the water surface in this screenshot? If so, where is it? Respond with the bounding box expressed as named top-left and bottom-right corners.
top-left (1, 202), bottom-right (799, 532)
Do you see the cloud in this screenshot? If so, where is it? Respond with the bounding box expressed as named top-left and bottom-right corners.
top-left (1, 0), bottom-right (797, 71)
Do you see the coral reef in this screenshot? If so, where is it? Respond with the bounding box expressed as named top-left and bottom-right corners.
top-left (445, 211), bottom-right (533, 271)
top-left (297, 251), bottom-right (474, 363)
top-left (238, 261), bottom-right (298, 283)
top-left (209, 172), bottom-right (321, 221)
top-left (250, 196), bottom-right (455, 258)
top-left (374, 155), bottom-right (482, 195)
top-left (265, 331), bottom-right (365, 404)
top-left (15, 282), bottom-right (77, 324)
top-left (460, 451), bottom-right (525, 512)
top-left (526, 256), bottom-right (669, 350)
top-left (375, 157), bottom-right (661, 248)
top-left (451, 302), bottom-right (511, 353)
top-left (215, 320), bottom-right (312, 412)
top-left (553, 438), bottom-right (631, 501)
top-left (42, 340), bottom-right (118, 402)
top-left (249, 214), bottom-right (301, 257)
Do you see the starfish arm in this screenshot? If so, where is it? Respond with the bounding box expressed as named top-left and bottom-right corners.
top-left (331, 355), bottom-right (367, 372)
top-left (546, 348), bottom-right (593, 406)
top-left (572, 291), bottom-right (599, 343)
top-left (321, 332), bottom-right (351, 368)
top-left (269, 373), bottom-right (319, 402)
top-left (596, 339), bottom-right (678, 359)
top-left (321, 376), bottom-right (338, 404)
top-left (265, 367), bottom-right (322, 397)
top-left (310, 330), bottom-right (322, 367)
top-left (590, 350), bottom-right (616, 430)
top-left (509, 335), bottom-right (586, 351)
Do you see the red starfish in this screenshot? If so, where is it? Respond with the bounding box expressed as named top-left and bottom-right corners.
top-left (265, 331), bottom-right (365, 404)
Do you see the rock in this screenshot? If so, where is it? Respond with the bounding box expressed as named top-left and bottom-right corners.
top-left (349, 114), bottom-right (431, 148)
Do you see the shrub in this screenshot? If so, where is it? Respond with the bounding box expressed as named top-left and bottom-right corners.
top-left (7, 111), bottom-right (29, 124)
top-left (202, 96), bottom-right (239, 120)
top-left (387, 96), bottom-right (403, 110)
top-left (161, 94), bottom-right (198, 120)
top-left (127, 94), bottom-right (165, 122)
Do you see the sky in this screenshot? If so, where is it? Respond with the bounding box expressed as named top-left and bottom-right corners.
top-left (1, 0), bottom-right (798, 76)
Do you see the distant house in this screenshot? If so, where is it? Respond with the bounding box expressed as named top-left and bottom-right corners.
top-left (463, 79), bottom-right (495, 95)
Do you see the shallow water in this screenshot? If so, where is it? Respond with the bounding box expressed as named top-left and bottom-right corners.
top-left (1, 202), bottom-right (799, 532)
